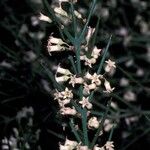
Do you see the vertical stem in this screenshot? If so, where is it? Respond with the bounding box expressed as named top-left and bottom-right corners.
top-left (81, 109), bottom-right (89, 146)
top-left (70, 2), bottom-right (77, 38)
top-left (97, 35), bottom-right (112, 74)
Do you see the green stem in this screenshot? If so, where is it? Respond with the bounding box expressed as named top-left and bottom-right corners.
top-left (90, 99), bottom-right (112, 149)
top-left (81, 109), bottom-right (89, 146)
top-left (79, 0), bottom-right (97, 43)
top-left (68, 56), bottom-right (77, 74)
top-left (97, 35), bottom-right (112, 74)
top-left (69, 119), bottom-right (81, 142)
top-left (70, 2), bottom-right (77, 38)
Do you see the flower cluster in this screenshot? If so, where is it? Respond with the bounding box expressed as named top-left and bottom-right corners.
top-left (1, 107), bottom-right (41, 150)
top-left (59, 138), bottom-right (114, 150)
top-left (43, 0), bottom-right (116, 149)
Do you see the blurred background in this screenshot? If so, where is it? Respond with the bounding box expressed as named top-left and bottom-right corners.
top-left (0, 0), bottom-right (150, 149)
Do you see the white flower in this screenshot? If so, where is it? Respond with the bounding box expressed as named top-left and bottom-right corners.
top-left (77, 145), bottom-right (89, 150)
top-left (79, 97), bottom-right (92, 109)
top-left (54, 90), bottom-right (63, 100)
top-left (59, 0), bottom-right (77, 3)
top-left (105, 59), bottom-right (116, 73)
top-left (105, 141), bottom-right (114, 150)
top-left (58, 99), bottom-right (71, 107)
top-left (54, 88), bottom-right (73, 101)
top-left (64, 139), bottom-right (78, 149)
top-left (80, 55), bottom-right (86, 60)
top-left (84, 57), bottom-right (96, 67)
top-left (136, 68), bottom-right (144, 77)
top-left (91, 46), bottom-right (101, 59)
top-left (55, 75), bottom-right (70, 83)
top-left (123, 90), bottom-right (136, 101)
top-left (103, 79), bottom-right (114, 93)
top-left (61, 88), bottom-right (73, 99)
top-left (48, 36), bottom-right (66, 45)
top-left (59, 144), bottom-right (70, 150)
top-left (54, 6), bottom-right (69, 18)
top-left (38, 13), bottom-right (52, 23)
top-left (47, 45), bottom-right (65, 54)
top-left (90, 73), bottom-right (102, 86)
top-left (84, 72), bottom-right (92, 79)
top-left (74, 10), bottom-right (82, 19)
top-left (57, 66), bottom-right (72, 75)
top-left (104, 119), bottom-right (114, 132)
top-left (93, 145), bottom-right (105, 150)
top-left (125, 116), bottom-right (139, 126)
top-left (80, 55), bottom-right (96, 67)
top-left (88, 117), bottom-right (99, 129)
top-left (86, 26), bottom-right (95, 44)
top-left (60, 107), bottom-right (77, 115)
top-left (85, 72), bottom-right (103, 86)
top-left (83, 83), bottom-right (97, 95)
top-left (69, 75), bottom-right (84, 87)
top-left (119, 78), bottom-right (129, 87)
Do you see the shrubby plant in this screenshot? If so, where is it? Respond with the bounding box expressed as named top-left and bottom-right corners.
top-left (0, 0), bottom-right (150, 150)
top-left (40, 0), bottom-right (116, 149)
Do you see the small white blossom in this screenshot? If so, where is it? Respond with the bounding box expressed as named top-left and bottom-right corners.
top-left (91, 46), bottom-right (102, 59)
top-left (88, 117), bottom-right (99, 129)
top-left (104, 119), bottom-right (114, 132)
top-left (64, 138), bottom-right (78, 149)
top-left (105, 141), bottom-right (114, 150)
top-left (125, 59), bottom-right (134, 67)
top-left (119, 78), bottom-right (129, 87)
top-left (54, 88), bottom-right (73, 101)
top-left (47, 45), bottom-right (65, 54)
top-left (54, 6), bottom-right (69, 18)
top-left (123, 90), bottom-right (136, 101)
top-left (104, 79), bottom-right (114, 93)
top-left (94, 145), bottom-right (105, 150)
top-left (84, 57), bottom-right (96, 67)
top-left (105, 59), bottom-right (116, 73)
top-left (86, 26), bottom-right (95, 44)
top-left (48, 36), bottom-right (66, 45)
top-left (83, 83), bottom-right (97, 95)
top-left (58, 99), bottom-right (71, 107)
top-left (77, 145), bottom-right (89, 150)
top-left (136, 68), bottom-right (144, 77)
top-left (61, 88), bottom-right (73, 99)
top-left (79, 97), bottom-right (92, 109)
top-left (54, 90), bottom-right (63, 100)
top-left (60, 107), bottom-right (77, 115)
top-left (74, 10), bottom-right (82, 19)
top-left (59, 144), bottom-right (70, 150)
top-left (125, 116), bottom-right (139, 126)
top-left (87, 73), bottom-right (102, 86)
top-left (80, 55), bottom-right (86, 60)
top-left (80, 55), bottom-right (96, 67)
top-left (69, 75), bottom-right (84, 87)
top-left (38, 13), bottom-right (52, 23)
top-left (57, 66), bottom-right (72, 75)
top-left (59, 0), bottom-right (77, 3)
top-left (55, 75), bottom-right (70, 83)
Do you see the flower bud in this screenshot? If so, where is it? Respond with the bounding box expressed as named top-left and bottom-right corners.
top-left (104, 79), bottom-right (114, 93)
top-left (47, 45), bottom-right (65, 54)
top-left (57, 66), bottom-right (72, 75)
top-left (60, 107), bottom-right (77, 115)
top-left (48, 36), bottom-right (65, 45)
top-left (38, 13), bottom-right (52, 23)
top-left (55, 76), bottom-right (70, 83)
top-left (88, 117), bottom-right (99, 129)
top-left (105, 59), bottom-right (116, 73)
top-left (54, 7), bottom-right (69, 18)
top-left (86, 26), bottom-right (95, 44)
